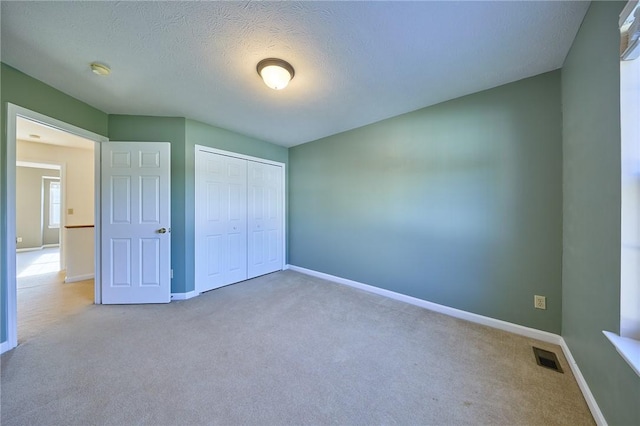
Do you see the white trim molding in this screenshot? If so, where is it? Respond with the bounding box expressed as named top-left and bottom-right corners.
top-left (1, 340), bottom-right (12, 354)
top-left (286, 264), bottom-right (607, 426)
top-left (603, 331), bottom-right (640, 377)
top-left (195, 145), bottom-right (285, 167)
top-left (16, 247), bottom-right (44, 253)
top-left (16, 244), bottom-right (60, 253)
top-left (171, 291), bottom-right (199, 301)
top-left (64, 273), bottom-right (94, 283)
top-left (561, 339), bottom-right (608, 426)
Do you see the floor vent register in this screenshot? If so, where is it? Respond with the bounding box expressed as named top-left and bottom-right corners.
top-left (532, 347), bottom-right (564, 373)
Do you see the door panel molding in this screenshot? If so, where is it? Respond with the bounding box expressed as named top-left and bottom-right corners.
top-left (101, 142), bottom-right (171, 304)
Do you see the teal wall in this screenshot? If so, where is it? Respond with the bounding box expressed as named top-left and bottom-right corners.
top-left (0, 64), bottom-right (109, 343)
top-left (289, 71), bottom-right (563, 333)
top-left (561, 2), bottom-right (640, 425)
top-left (0, 64), bottom-right (108, 136)
top-left (184, 119), bottom-right (288, 291)
top-left (107, 115), bottom-right (188, 293)
top-left (186, 119), bottom-right (289, 164)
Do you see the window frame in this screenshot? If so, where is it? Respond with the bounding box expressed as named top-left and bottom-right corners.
top-left (47, 179), bottom-right (61, 229)
top-left (604, 0), bottom-right (640, 378)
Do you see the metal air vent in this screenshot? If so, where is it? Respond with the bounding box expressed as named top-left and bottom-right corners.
top-left (533, 347), bottom-right (563, 373)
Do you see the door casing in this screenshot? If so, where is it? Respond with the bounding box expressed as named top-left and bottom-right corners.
top-left (3, 103), bottom-right (108, 353)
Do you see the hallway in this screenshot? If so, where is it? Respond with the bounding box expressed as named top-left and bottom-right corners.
top-left (17, 248), bottom-right (93, 343)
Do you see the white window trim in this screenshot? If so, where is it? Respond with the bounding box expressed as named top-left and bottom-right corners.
top-left (47, 179), bottom-right (61, 229)
top-left (603, 332), bottom-right (640, 376)
top-left (607, 0), bottom-right (640, 378)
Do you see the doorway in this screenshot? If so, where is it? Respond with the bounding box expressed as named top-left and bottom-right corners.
top-left (4, 104), bottom-right (108, 351)
top-left (14, 119), bottom-right (97, 343)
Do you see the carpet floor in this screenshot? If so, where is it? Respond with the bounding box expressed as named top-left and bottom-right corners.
top-left (1, 270), bottom-right (594, 425)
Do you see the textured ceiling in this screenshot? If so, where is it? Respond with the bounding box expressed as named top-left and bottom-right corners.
top-left (1, 1), bottom-right (589, 147)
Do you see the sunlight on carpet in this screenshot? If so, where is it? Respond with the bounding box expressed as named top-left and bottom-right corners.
top-left (17, 251), bottom-right (60, 278)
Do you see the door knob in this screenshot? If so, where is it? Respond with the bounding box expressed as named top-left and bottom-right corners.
top-left (157, 227), bottom-right (168, 234)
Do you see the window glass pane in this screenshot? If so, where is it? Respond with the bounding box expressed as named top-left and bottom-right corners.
top-left (49, 181), bottom-right (60, 228)
top-left (620, 11), bottom-right (640, 340)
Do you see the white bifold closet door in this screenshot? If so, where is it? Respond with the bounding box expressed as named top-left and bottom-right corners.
top-left (247, 161), bottom-right (283, 279)
top-left (196, 149), bottom-right (283, 294)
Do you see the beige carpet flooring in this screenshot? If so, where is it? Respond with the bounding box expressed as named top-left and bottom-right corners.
top-left (16, 248), bottom-right (94, 343)
top-left (1, 270), bottom-right (594, 425)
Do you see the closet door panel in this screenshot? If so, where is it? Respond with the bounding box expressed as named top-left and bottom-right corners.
top-left (206, 235), bottom-right (223, 278)
top-left (248, 161), bottom-right (283, 279)
top-left (203, 181), bottom-right (224, 284)
top-left (196, 152), bottom-right (247, 292)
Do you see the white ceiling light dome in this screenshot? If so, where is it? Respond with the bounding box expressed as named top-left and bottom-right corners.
top-left (257, 58), bottom-right (295, 90)
top-left (90, 62), bottom-right (111, 76)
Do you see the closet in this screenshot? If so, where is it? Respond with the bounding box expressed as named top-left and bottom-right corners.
top-left (195, 147), bottom-right (284, 293)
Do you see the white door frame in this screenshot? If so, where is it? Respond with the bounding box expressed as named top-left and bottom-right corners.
top-left (194, 145), bottom-right (286, 292)
top-left (4, 103), bottom-right (108, 352)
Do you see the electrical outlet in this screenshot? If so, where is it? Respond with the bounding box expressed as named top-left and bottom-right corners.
top-left (16, 237), bottom-right (22, 243)
top-left (67, 208), bottom-right (74, 215)
top-left (534, 295), bottom-right (546, 310)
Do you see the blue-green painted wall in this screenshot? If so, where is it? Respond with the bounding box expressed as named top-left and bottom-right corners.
top-left (186, 119), bottom-right (289, 165)
top-left (184, 119), bottom-right (288, 291)
top-left (0, 63), bottom-right (109, 343)
top-left (289, 71), bottom-right (563, 334)
top-left (561, 2), bottom-right (640, 424)
top-left (107, 115), bottom-right (188, 293)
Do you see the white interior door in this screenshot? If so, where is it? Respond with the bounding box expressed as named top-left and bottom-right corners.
top-left (195, 151), bottom-right (247, 293)
top-left (248, 161), bottom-right (283, 279)
top-left (101, 142), bottom-right (171, 304)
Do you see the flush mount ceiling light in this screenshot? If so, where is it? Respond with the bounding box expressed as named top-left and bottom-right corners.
top-left (90, 62), bottom-right (111, 76)
top-left (256, 58), bottom-right (295, 90)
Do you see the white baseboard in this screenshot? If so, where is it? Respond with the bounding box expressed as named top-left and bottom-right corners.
top-left (287, 264), bottom-right (561, 344)
top-left (65, 273), bottom-right (94, 283)
top-left (17, 247), bottom-right (45, 253)
top-left (171, 290), bottom-right (199, 301)
top-left (16, 244), bottom-right (60, 252)
top-left (286, 264), bottom-right (606, 425)
top-left (1, 340), bottom-right (12, 354)
top-left (559, 339), bottom-right (607, 425)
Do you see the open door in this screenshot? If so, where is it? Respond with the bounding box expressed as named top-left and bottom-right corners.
top-left (101, 142), bottom-right (171, 304)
